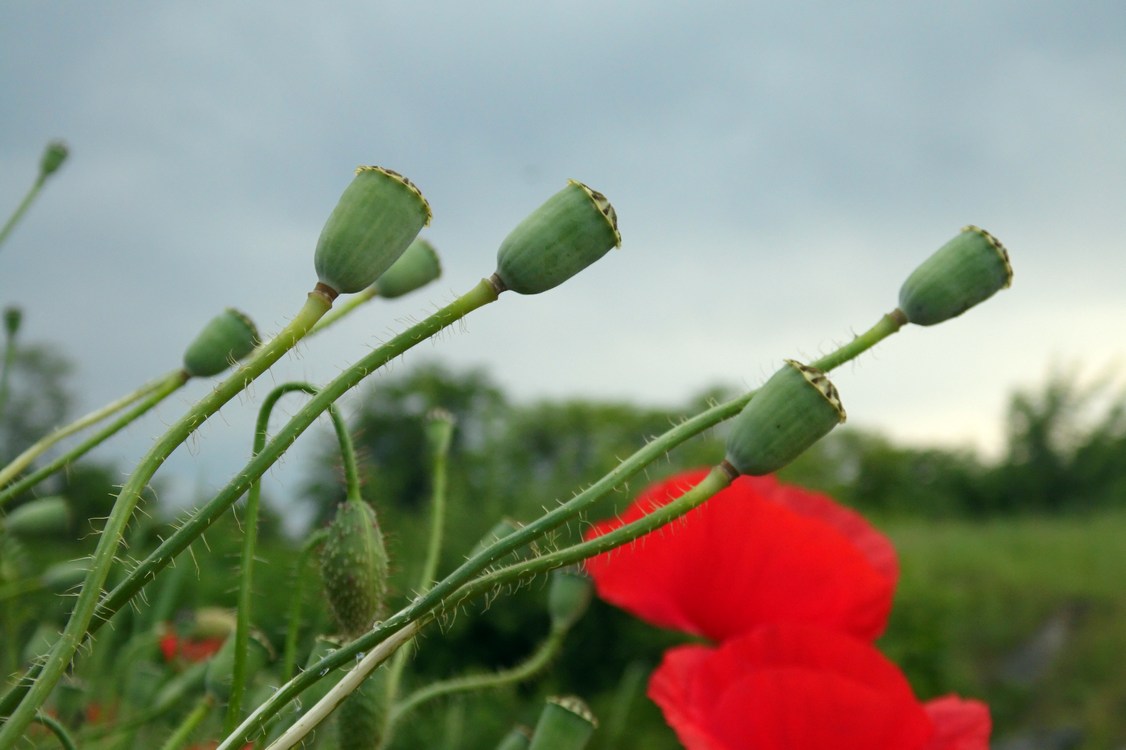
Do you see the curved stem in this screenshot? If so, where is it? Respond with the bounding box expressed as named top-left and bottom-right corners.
top-left (216, 311), bottom-right (905, 746)
top-left (0, 289), bottom-right (332, 746)
top-left (0, 372), bottom-right (188, 507)
top-left (0, 369), bottom-right (186, 490)
top-left (1, 279), bottom-right (499, 729)
top-left (30, 712), bottom-right (78, 750)
top-left (387, 627), bottom-right (567, 734)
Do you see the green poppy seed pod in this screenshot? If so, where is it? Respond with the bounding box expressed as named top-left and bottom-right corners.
top-left (315, 166), bottom-right (432, 295)
top-left (496, 727), bottom-right (533, 750)
top-left (3, 307), bottom-right (21, 338)
top-left (548, 567), bottom-right (593, 632)
top-left (320, 500), bottom-right (390, 636)
top-left (898, 225), bottom-right (1013, 326)
top-left (494, 180), bottom-right (621, 295)
top-left (39, 140), bottom-right (69, 178)
top-left (182, 308), bottom-right (259, 378)
top-left (2, 496), bottom-right (70, 537)
top-left (424, 407), bottom-right (457, 457)
top-left (528, 696), bottom-right (597, 750)
top-left (337, 665), bottom-right (390, 750)
top-left (370, 237), bottom-right (442, 299)
top-left (204, 632), bottom-right (271, 701)
top-left (724, 360), bottom-right (846, 476)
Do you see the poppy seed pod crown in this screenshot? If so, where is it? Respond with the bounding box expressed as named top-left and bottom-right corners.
top-left (494, 180), bottom-right (621, 295)
top-left (182, 308), bottom-right (259, 378)
top-left (898, 225), bottom-right (1012, 326)
top-left (314, 166), bottom-right (432, 295)
top-left (725, 360), bottom-right (846, 476)
top-left (528, 696), bottom-right (597, 750)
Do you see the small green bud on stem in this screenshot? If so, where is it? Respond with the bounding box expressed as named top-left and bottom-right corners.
top-left (898, 225), bottom-right (1013, 326)
top-left (528, 696), bottom-right (598, 750)
top-left (724, 360), bottom-right (846, 476)
top-left (3, 307), bottom-right (22, 338)
top-left (182, 308), bottom-right (260, 378)
top-left (372, 237), bottom-right (442, 298)
top-left (547, 567), bottom-right (594, 632)
top-left (39, 140), bottom-right (69, 178)
top-left (320, 499), bottom-right (390, 636)
top-left (315, 166), bottom-right (432, 295)
top-left (494, 180), bottom-right (621, 294)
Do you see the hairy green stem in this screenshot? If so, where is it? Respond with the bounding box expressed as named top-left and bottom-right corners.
top-left (216, 311), bottom-right (905, 746)
top-left (0, 279), bottom-right (500, 728)
top-left (0, 372), bottom-right (188, 507)
top-left (310, 286), bottom-right (378, 335)
top-left (0, 289), bottom-right (332, 746)
top-left (225, 382), bottom-right (353, 732)
top-left (30, 712), bottom-right (78, 750)
top-left (387, 627), bottom-right (567, 734)
top-left (282, 528), bottom-right (328, 682)
top-left (0, 369), bottom-right (186, 491)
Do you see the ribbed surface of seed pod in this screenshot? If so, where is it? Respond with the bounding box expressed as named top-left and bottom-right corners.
top-left (336, 667), bottom-right (389, 750)
top-left (528, 695), bottom-right (597, 750)
top-left (495, 180), bottom-right (620, 295)
top-left (725, 360), bottom-right (846, 476)
top-left (320, 500), bottom-right (389, 636)
top-left (371, 237), bottom-right (442, 299)
top-left (315, 166), bottom-right (432, 295)
top-left (182, 308), bottom-right (259, 378)
top-left (899, 225), bottom-right (1013, 326)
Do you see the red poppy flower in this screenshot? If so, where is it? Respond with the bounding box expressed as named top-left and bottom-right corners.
top-left (584, 470), bottom-right (898, 641)
top-left (159, 632), bottom-right (225, 663)
top-left (649, 624), bottom-right (989, 750)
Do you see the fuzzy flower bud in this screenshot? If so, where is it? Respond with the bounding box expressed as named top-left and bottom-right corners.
top-left (320, 499), bottom-right (390, 636)
top-left (725, 360), bottom-right (846, 476)
top-left (371, 237), bottom-right (442, 298)
top-left (494, 180), bottom-right (621, 295)
top-left (528, 696), bottom-right (597, 750)
top-left (181, 308), bottom-right (259, 378)
top-left (898, 225), bottom-right (1013, 326)
top-left (39, 140), bottom-right (69, 178)
top-left (315, 166), bottom-right (432, 295)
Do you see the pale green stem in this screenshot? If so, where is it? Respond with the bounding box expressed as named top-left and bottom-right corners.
top-left (0, 372), bottom-right (188, 508)
top-left (0, 175), bottom-right (46, 252)
top-left (0, 289), bottom-right (332, 746)
top-left (30, 712), bottom-right (78, 750)
top-left (381, 413), bottom-right (455, 745)
top-left (0, 332), bottom-right (17, 423)
top-left (387, 627), bottom-right (567, 733)
top-left (158, 694), bottom-right (215, 750)
top-left (0, 278), bottom-right (501, 728)
top-left (282, 528), bottom-right (328, 682)
top-left (0, 368), bottom-right (187, 490)
top-left (224, 382), bottom-right (354, 733)
top-left (309, 286), bottom-right (378, 335)
top-left (216, 311), bottom-right (905, 747)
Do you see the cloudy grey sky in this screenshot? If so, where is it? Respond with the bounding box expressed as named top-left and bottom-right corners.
top-left (2, 2), bottom-right (1124, 516)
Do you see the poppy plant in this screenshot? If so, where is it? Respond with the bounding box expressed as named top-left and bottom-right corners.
top-left (648, 623), bottom-right (990, 750)
top-left (584, 470), bottom-right (899, 642)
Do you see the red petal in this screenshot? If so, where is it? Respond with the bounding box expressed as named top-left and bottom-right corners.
top-left (649, 624), bottom-right (934, 750)
top-left (923, 695), bottom-right (992, 750)
top-left (585, 471), bottom-right (897, 641)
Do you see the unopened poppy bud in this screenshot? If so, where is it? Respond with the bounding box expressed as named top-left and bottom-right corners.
top-left (548, 567), bottom-right (593, 632)
top-left (315, 166), bottom-right (432, 295)
top-left (3, 307), bottom-right (21, 338)
top-left (425, 407), bottom-right (456, 456)
top-left (725, 360), bottom-right (846, 476)
top-left (898, 225), bottom-right (1013, 326)
top-left (371, 237), bottom-right (442, 299)
top-left (339, 665), bottom-right (390, 749)
top-left (320, 499), bottom-right (389, 636)
top-left (204, 631), bottom-right (272, 700)
top-left (494, 180), bottom-right (621, 295)
top-left (496, 726), bottom-right (533, 750)
top-left (39, 140), bottom-right (69, 178)
top-left (182, 308), bottom-right (259, 378)
top-left (528, 696), bottom-right (597, 750)
top-left (2, 495), bottom-right (70, 537)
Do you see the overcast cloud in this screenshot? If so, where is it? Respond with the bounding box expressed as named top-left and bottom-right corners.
top-left (2, 2), bottom-right (1124, 517)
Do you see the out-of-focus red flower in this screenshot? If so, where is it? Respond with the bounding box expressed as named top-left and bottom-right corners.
top-left (584, 470), bottom-right (898, 641)
top-left (649, 624), bottom-right (989, 750)
top-left (159, 631), bottom-right (224, 663)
